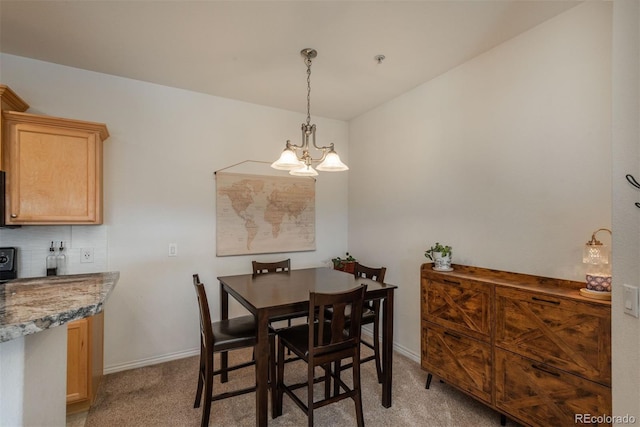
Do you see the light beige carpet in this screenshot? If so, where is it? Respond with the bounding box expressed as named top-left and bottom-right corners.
top-left (85, 347), bottom-right (519, 426)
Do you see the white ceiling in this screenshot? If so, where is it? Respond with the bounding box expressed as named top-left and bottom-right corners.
top-left (0, 1), bottom-right (582, 121)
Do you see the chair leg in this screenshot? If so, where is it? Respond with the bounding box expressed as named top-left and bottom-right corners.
top-left (308, 362), bottom-right (315, 427)
top-left (333, 359), bottom-right (342, 396)
top-left (269, 334), bottom-right (277, 419)
top-left (353, 354), bottom-right (365, 427)
top-left (194, 341), bottom-right (205, 408)
top-left (323, 363), bottom-right (331, 399)
top-left (200, 353), bottom-right (214, 427)
top-left (372, 301), bottom-right (383, 383)
top-left (287, 319), bottom-right (292, 355)
top-left (275, 339), bottom-right (285, 418)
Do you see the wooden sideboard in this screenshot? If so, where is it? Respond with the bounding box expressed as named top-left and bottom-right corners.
top-left (421, 264), bottom-right (611, 427)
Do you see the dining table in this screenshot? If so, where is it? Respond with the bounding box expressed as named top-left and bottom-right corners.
top-left (218, 266), bottom-right (397, 426)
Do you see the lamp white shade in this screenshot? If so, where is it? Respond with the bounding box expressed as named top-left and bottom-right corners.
top-left (271, 148), bottom-right (304, 170)
top-left (583, 243), bottom-right (609, 265)
top-left (289, 164), bottom-right (318, 177)
top-left (316, 151), bottom-right (349, 171)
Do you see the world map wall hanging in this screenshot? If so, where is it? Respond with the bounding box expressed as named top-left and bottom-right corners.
top-left (215, 171), bottom-right (316, 256)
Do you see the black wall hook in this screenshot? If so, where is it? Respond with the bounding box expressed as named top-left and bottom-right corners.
top-left (625, 174), bottom-right (640, 208)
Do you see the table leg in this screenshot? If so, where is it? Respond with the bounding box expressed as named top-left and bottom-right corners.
top-left (381, 288), bottom-right (394, 407)
top-left (255, 310), bottom-right (270, 426)
top-left (220, 283), bottom-right (229, 383)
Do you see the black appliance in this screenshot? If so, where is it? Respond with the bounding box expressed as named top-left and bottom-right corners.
top-left (0, 247), bottom-right (17, 283)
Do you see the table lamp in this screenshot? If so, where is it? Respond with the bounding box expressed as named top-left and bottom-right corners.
top-left (581, 227), bottom-right (612, 299)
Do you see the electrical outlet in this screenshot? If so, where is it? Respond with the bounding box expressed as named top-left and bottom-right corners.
top-left (169, 243), bottom-right (178, 257)
top-left (81, 248), bottom-right (94, 263)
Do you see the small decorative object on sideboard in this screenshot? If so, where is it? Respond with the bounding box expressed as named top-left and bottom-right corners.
top-left (581, 227), bottom-right (612, 300)
top-left (424, 242), bottom-right (453, 271)
top-left (332, 252), bottom-right (356, 273)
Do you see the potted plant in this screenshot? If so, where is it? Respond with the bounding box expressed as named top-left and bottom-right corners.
top-left (332, 252), bottom-right (356, 273)
top-left (425, 242), bottom-right (453, 271)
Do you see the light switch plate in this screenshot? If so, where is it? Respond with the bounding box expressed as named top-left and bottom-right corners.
top-left (168, 243), bottom-right (177, 257)
top-left (623, 284), bottom-right (639, 318)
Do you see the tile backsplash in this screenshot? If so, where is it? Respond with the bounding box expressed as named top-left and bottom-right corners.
top-left (0, 225), bottom-right (107, 278)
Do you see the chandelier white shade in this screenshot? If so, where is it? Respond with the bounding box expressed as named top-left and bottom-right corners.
top-left (271, 148), bottom-right (303, 170)
top-left (271, 48), bottom-right (348, 176)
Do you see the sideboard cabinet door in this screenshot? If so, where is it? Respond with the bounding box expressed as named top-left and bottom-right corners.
top-left (423, 275), bottom-right (492, 342)
top-left (422, 321), bottom-right (492, 404)
top-left (495, 348), bottom-right (612, 427)
top-left (2, 111), bottom-right (109, 225)
top-left (495, 286), bottom-right (611, 386)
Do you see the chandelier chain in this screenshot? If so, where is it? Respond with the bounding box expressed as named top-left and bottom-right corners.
top-left (306, 57), bottom-right (312, 126)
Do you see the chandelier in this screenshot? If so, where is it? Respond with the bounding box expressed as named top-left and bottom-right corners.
top-left (271, 48), bottom-right (349, 177)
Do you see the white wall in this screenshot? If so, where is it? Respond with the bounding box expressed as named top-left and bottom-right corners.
top-left (0, 55), bottom-right (349, 371)
top-left (611, 0), bottom-right (640, 422)
top-left (348, 2), bottom-right (612, 358)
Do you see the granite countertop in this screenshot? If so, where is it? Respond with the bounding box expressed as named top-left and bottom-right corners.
top-left (0, 272), bottom-right (119, 343)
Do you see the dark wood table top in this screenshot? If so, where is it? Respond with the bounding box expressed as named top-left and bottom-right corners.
top-left (218, 267), bottom-right (396, 311)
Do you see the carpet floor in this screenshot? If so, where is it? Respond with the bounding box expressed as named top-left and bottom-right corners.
top-left (85, 347), bottom-right (520, 426)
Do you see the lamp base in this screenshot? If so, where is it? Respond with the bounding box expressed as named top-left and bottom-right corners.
top-left (579, 288), bottom-right (611, 300)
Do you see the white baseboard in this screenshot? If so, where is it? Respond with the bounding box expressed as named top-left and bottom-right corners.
top-left (104, 347), bottom-right (199, 375)
top-left (359, 328), bottom-right (420, 363)
top-left (105, 333), bottom-right (420, 375)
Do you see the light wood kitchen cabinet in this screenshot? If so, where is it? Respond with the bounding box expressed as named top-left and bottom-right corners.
top-left (421, 264), bottom-right (611, 427)
top-left (0, 85), bottom-right (29, 167)
top-left (1, 111), bottom-right (109, 225)
top-left (66, 312), bottom-right (104, 415)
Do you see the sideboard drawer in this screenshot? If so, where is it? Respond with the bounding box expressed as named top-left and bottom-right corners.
top-left (495, 286), bottom-right (611, 386)
top-left (495, 348), bottom-right (611, 427)
top-left (423, 275), bottom-right (492, 342)
top-left (422, 321), bottom-right (492, 404)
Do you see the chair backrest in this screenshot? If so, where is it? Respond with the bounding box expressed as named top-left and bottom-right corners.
top-left (193, 274), bottom-right (213, 350)
top-left (309, 285), bottom-right (367, 358)
top-left (353, 262), bottom-right (386, 283)
top-left (252, 259), bottom-right (291, 275)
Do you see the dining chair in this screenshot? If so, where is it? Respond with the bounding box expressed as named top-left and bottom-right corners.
top-left (328, 262), bottom-right (386, 384)
top-left (252, 259), bottom-right (308, 330)
top-left (252, 259), bottom-right (291, 275)
top-left (353, 262), bottom-right (386, 383)
top-left (275, 285), bottom-right (367, 427)
top-left (192, 274), bottom-right (276, 427)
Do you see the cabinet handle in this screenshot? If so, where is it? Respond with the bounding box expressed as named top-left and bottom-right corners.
top-left (444, 331), bottom-right (461, 340)
top-left (443, 279), bottom-right (460, 285)
top-left (10, 214), bottom-right (17, 218)
top-left (531, 364), bottom-right (560, 377)
top-left (531, 296), bottom-right (560, 305)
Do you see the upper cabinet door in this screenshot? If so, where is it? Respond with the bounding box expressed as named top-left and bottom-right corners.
top-left (0, 85), bottom-right (30, 169)
top-left (2, 111), bottom-right (109, 225)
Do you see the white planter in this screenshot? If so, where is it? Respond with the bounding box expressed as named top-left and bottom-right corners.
top-left (433, 252), bottom-right (452, 270)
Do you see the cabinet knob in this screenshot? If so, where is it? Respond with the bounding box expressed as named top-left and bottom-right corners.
top-left (10, 214), bottom-right (17, 218)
